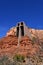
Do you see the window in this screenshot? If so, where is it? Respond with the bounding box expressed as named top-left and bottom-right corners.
top-left (20, 26), bottom-right (24, 36)
top-left (16, 27), bottom-right (19, 37)
top-left (21, 22), bottom-right (23, 25)
top-left (18, 23), bottom-right (20, 26)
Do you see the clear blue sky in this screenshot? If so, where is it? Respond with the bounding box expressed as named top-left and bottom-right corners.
top-left (0, 0), bottom-right (43, 38)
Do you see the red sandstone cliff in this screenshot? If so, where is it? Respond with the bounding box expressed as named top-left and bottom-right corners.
top-left (0, 26), bottom-right (43, 57)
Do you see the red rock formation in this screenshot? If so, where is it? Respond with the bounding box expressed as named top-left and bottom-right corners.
top-left (0, 26), bottom-right (43, 57)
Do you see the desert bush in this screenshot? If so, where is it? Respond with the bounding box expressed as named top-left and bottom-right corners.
top-left (0, 55), bottom-right (26, 65)
top-left (13, 54), bottom-right (25, 62)
top-left (32, 37), bottom-right (37, 44)
top-left (0, 55), bottom-right (15, 65)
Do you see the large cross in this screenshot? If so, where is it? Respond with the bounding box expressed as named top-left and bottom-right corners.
top-left (16, 22), bottom-right (32, 47)
top-left (16, 22), bottom-right (24, 46)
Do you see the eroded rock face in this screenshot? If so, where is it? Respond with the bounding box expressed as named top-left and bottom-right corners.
top-left (0, 23), bottom-right (43, 65)
top-left (6, 27), bottom-right (16, 36)
top-left (0, 25), bottom-right (43, 58)
top-left (0, 35), bottom-right (42, 57)
top-left (6, 26), bottom-right (43, 41)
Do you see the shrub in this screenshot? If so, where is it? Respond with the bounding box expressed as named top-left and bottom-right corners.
top-left (32, 37), bottom-right (37, 44)
top-left (13, 54), bottom-right (25, 62)
top-left (0, 55), bottom-right (15, 65)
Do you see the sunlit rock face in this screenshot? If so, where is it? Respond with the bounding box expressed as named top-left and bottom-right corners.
top-left (0, 22), bottom-right (43, 59)
top-left (6, 27), bottom-right (16, 36)
top-left (6, 22), bottom-right (43, 40)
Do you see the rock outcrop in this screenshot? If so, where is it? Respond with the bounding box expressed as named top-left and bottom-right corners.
top-left (0, 22), bottom-right (43, 65)
top-left (0, 25), bottom-right (43, 58)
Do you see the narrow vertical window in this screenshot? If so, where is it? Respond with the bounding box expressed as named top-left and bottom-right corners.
top-left (16, 27), bottom-right (19, 37)
top-left (20, 26), bottom-right (24, 36)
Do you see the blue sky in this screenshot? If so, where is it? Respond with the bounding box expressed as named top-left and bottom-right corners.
top-left (0, 0), bottom-right (43, 37)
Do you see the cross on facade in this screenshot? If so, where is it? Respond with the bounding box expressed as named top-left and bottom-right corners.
top-left (16, 22), bottom-right (24, 37)
top-left (16, 22), bottom-right (32, 47)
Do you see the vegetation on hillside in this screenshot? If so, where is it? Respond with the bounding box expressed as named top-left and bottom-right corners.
top-left (0, 54), bottom-right (43, 65)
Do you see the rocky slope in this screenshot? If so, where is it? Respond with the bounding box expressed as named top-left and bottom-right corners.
top-left (0, 26), bottom-right (43, 57)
